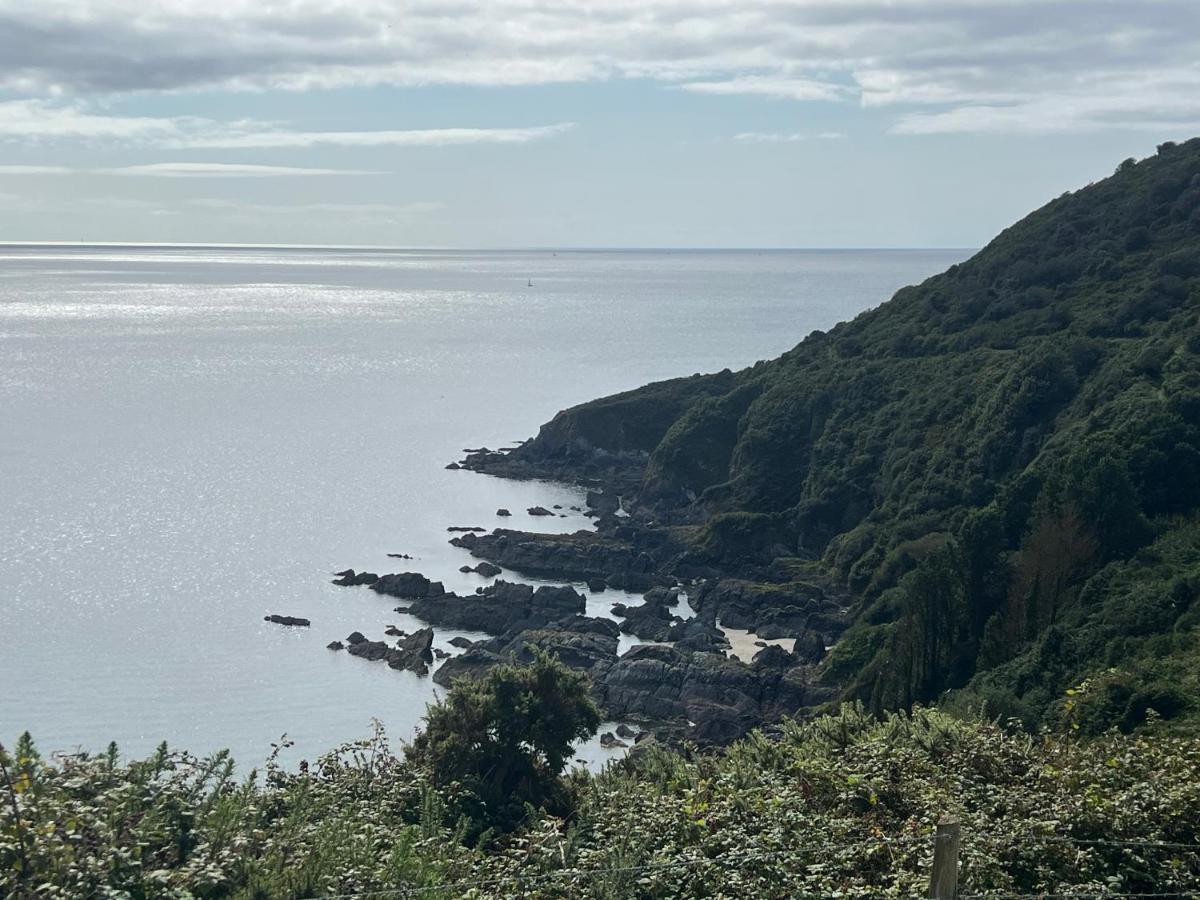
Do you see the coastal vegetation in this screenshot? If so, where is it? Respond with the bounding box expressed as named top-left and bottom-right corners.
top-left (5, 698), bottom-right (1200, 898)
top-left (495, 138), bottom-right (1200, 736)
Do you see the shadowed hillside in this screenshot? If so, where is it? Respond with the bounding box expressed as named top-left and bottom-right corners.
top-left (504, 139), bottom-right (1200, 731)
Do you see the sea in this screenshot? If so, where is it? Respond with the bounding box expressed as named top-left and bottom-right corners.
top-left (0, 244), bottom-right (970, 769)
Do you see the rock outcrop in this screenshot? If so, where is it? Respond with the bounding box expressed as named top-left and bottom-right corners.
top-left (346, 627), bottom-right (435, 675)
top-left (265, 615), bottom-right (310, 627)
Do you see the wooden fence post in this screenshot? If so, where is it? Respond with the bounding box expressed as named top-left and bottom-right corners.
top-left (928, 815), bottom-right (961, 900)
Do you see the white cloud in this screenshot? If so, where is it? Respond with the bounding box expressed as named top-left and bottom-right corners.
top-left (733, 132), bottom-right (808, 143)
top-left (0, 161), bottom-right (386, 177)
top-left (680, 76), bottom-right (848, 102)
top-left (0, 164), bottom-right (75, 174)
top-left (190, 198), bottom-right (445, 216)
top-left (107, 163), bottom-right (385, 177)
top-left (0, 99), bottom-right (575, 149)
top-left (0, 2), bottom-right (1196, 135)
top-left (181, 123), bottom-right (576, 149)
top-left (732, 130), bottom-right (845, 143)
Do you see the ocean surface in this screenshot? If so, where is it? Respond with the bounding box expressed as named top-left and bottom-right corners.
top-left (0, 244), bottom-right (970, 769)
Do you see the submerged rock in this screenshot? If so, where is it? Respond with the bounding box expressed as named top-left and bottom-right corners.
top-left (448, 636), bottom-right (475, 649)
top-left (527, 506), bottom-right (554, 516)
top-left (326, 640), bottom-right (345, 651)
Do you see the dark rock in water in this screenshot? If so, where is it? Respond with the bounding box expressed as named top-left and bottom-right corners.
top-left (433, 615), bottom-right (618, 687)
top-left (326, 641), bottom-right (344, 651)
top-left (600, 732), bottom-right (627, 749)
top-left (408, 579), bottom-right (585, 634)
top-left (433, 647), bottom-right (506, 684)
top-left (586, 489), bottom-right (621, 515)
top-left (527, 506), bottom-right (554, 516)
top-left (460, 561), bottom-right (501, 577)
top-left (333, 569), bottom-right (355, 578)
top-left (793, 630), bottom-right (827, 664)
top-left (384, 625), bottom-right (407, 637)
top-left (449, 528), bottom-right (666, 585)
top-left (265, 615), bottom-right (310, 627)
top-left (346, 627), bottom-right (435, 675)
top-left (615, 723), bottom-right (637, 739)
top-left (751, 644), bottom-right (798, 670)
top-left (346, 638), bottom-right (391, 661)
top-left (387, 553), bottom-right (413, 560)
top-left (611, 588), bottom-right (679, 641)
top-left (570, 506), bottom-right (582, 512)
top-left (594, 643), bottom-right (835, 747)
top-left (688, 578), bottom-right (850, 650)
top-left (587, 579), bottom-right (607, 592)
top-left (346, 631), bottom-right (367, 645)
top-left (433, 647), bottom-right (450, 659)
top-left (447, 526), bottom-right (486, 533)
top-left (667, 620), bottom-right (729, 654)
top-left (390, 627), bottom-right (435, 675)
top-left (332, 569), bottom-right (379, 587)
top-left (496, 508), bottom-right (512, 517)
top-left (553, 504), bottom-right (563, 509)
top-left (448, 636), bottom-right (475, 649)
top-left (605, 572), bottom-right (661, 593)
top-left (445, 462), bottom-right (461, 470)
top-left (372, 572), bottom-right (445, 600)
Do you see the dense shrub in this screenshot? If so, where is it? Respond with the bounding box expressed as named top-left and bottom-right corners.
top-left (4, 705), bottom-right (1199, 898)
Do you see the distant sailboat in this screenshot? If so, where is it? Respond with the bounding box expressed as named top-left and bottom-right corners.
top-left (527, 278), bottom-right (533, 287)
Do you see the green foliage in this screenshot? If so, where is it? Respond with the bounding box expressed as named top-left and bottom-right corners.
top-left (406, 649), bottom-right (601, 834)
top-left (534, 138), bottom-right (1200, 730)
top-left (5, 706), bottom-right (1200, 897)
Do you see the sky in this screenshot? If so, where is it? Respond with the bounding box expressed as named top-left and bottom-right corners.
top-left (0, 1), bottom-right (1198, 248)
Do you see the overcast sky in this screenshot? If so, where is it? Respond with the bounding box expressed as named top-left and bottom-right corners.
top-left (0, 1), bottom-right (1197, 247)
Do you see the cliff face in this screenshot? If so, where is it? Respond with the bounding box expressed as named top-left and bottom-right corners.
top-left (502, 139), bottom-right (1200, 732)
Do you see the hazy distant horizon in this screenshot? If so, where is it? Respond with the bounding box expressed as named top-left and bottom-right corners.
top-left (0, 241), bottom-right (981, 252)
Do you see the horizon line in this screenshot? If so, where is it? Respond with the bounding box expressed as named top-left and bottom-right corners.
top-left (0, 240), bottom-right (979, 253)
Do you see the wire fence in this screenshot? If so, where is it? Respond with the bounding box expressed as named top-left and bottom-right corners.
top-left (299, 830), bottom-right (1200, 899)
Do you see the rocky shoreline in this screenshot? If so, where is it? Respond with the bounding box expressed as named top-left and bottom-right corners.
top-left (320, 439), bottom-right (851, 748)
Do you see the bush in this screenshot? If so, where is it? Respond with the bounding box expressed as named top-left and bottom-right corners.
top-left (405, 650), bottom-right (600, 834)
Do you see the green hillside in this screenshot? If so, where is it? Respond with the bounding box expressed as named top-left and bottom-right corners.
top-left (513, 139), bottom-right (1200, 732)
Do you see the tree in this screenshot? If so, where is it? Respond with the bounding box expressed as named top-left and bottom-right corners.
top-left (406, 650), bottom-right (600, 832)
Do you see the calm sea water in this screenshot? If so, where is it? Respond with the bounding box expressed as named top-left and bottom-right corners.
top-left (0, 245), bottom-right (969, 768)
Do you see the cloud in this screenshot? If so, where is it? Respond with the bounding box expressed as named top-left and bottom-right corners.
top-left (0, 3), bottom-right (1196, 135)
top-left (732, 132), bottom-right (808, 143)
top-left (107, 163), bottom-right (385, 177)
top-left (0, 161), bottom-right (385, 177)
top-left (190, 198), bottom-right (445, 217)
top-left (0, 99), bottom-right (575, 149)
top-left (181, 123), bottom-right (576, 149)
top-left (732, 130), bottom-right (845, 143)
top-left (0, 164), bottom-right (74, 174)
top-left (680, 76), bottom-right (848, 102)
